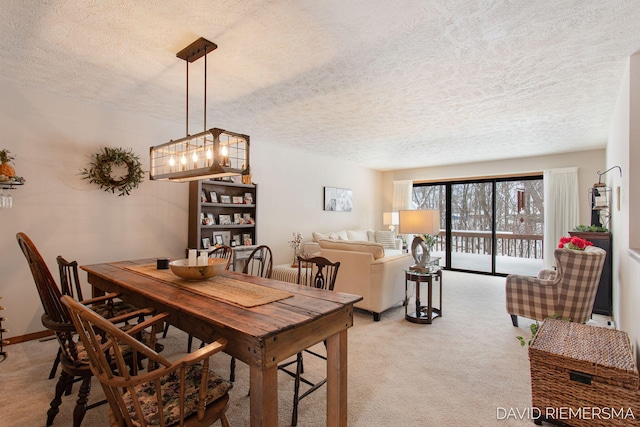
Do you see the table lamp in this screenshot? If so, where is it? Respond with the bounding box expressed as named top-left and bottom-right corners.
top-left (383, 211), bottom-right (399, 233)
top-left (398, 209), bottom-right (440, 272)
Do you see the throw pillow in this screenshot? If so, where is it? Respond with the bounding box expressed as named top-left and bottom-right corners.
top-left (347, 229), bottom-right (369, 241)
top-left (328, 230), bottom-right (348, 240)
top-left (312, 231), bottom-right (328, 242)
top-left (375, 230), bottom-right (396, 249)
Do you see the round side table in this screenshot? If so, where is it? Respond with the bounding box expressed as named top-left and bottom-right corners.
top-left (404, 268), bottom-right (442, 324)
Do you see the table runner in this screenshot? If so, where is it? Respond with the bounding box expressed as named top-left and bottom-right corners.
top-left (124, 264), bottom-right (294, 308)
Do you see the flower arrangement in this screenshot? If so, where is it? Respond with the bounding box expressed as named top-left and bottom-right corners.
top-left (289, 232), bottom-right (303, 267)
top-left (558, 236), bottom-right (593, 250)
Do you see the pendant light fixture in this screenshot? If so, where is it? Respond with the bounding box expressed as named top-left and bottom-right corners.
top-left (149, 37), bottom-right (250, 182)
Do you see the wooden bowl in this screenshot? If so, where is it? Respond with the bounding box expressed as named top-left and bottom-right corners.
top-left (169, 258), bottom-right (227, 280)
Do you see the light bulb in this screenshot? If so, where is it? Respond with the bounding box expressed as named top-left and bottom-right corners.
top-left (180, 154), bottom-right (187, 165)
top-left (206, 148), bottom-right (212, 159)
top-left (221, 145), bottom-right (228, 157)
top-left (169, 156), bottom-right (175, 167)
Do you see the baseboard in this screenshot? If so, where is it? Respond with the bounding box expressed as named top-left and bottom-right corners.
top-left (5, 329), bottom-right (54, 345)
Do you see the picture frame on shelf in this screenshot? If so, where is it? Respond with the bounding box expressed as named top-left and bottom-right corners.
top-left (209, 191), bottom-right (218, 203)
top-left (201, 190), bottom-right (208, 203)
top-left (213, 233), bottom-right (224, 246)
top-left (243, 233), bottom-right (252, 246)
top-left (232, 196), bottom-right (244, 204)
top-left (202, 237), bottom-right (211, 249)
top-left (206, 213), bottom-right (215, 225)
top-left (221, 231), bottom-right (231, 246)
top-left (219, 214), bottom-right (232, 225)
top-left (220, 195), bottom-right (231, 204)
top-left (234, 213), bottom-right (242, 224)
top-left (232, 235), bottom-right (241, 247)
top-left (244, 192), bottom-right (253, 204)
top-left (200, 212), bottom-right (205, 224)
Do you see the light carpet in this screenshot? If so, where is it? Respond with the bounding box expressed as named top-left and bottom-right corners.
top-left (1, 271), bottom-right (605, 426)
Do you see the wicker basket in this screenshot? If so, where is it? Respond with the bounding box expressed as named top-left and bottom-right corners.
top-left (529, 319), bottom-right (640, 426)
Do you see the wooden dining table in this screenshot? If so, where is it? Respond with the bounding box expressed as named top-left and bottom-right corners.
top-left (82, 258), bottom-right (363, 427)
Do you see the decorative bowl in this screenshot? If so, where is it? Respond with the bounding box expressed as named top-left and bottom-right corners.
top-left (169, 258), bottom-right (227, 280)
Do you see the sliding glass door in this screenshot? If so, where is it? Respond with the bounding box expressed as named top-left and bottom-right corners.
top-left (413, 176), bottom-right (543, 276)
top-left (494, 179), bottom-right (544, 276)
top-left (450, 182), bottom-right (493, 273)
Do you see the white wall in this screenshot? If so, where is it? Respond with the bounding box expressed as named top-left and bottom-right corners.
top-left (0, 81), bottom-right (380, 338)
top-left (607, 53), bottom-right (640, 357)
top-left (381, 149), bottom-right (606, 227)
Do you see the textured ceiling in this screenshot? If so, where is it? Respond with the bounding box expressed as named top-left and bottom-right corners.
top-left (2, 0), bottom-right (640, 171)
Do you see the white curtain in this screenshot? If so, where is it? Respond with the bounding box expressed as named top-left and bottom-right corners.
top-left (392, 180), bottom-right (414, 211)
top-left (543, 167), bottom-right (579, 268)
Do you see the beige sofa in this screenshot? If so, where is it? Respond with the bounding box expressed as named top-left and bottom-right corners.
top-left (304, 230), bottom-right (413, 321)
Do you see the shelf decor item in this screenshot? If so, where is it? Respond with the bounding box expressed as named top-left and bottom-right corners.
top-left (149, 37), bottom-right (250, 182)
top-left (0, 149), bottom-right (16, 178)
top-left (81, 147), bottom-right (144, 196)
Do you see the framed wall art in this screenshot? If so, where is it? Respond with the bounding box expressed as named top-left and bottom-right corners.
top-left (324, 186), bottom-right (353, 212)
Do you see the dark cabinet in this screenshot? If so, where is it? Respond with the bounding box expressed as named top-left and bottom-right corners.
top-left (568, 231), bottom-right (612, 316)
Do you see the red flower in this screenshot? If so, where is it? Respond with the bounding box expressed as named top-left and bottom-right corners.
top-left (558, 236), bottom-right (593, 251)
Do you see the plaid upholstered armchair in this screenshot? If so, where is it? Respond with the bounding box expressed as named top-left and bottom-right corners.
top-left (506, 246), bottom-right (606, 327)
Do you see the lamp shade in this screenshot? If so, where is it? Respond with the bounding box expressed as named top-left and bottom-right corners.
top-left (398, 209), bottom-right (440, 235)
top-left (383, 211), bottom-right (399, 226)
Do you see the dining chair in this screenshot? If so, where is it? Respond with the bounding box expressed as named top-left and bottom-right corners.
top-left (228, 245), bottom-right (273, 382)
top-left (209, 244), bottom-right (234, 269)
top-left (61, 295), bottom-right (233, 427)
top-left (48, 255), bottom-right (140, 380)
top-left (16, 232), bottom-right (155, 427)
top-left (242, 245), bottom-right (273, 278)
top-left (182, 245), bottom-right (235, 352)
top-left (278, 255), bottom-right (340, 426)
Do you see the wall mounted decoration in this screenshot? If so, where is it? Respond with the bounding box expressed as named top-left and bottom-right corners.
top-left (324, 186), bottom-right (353, 212)
top-left (81, 147), bottom-right (145, 196)
top-left (0, 149), bottom-right (26, 208)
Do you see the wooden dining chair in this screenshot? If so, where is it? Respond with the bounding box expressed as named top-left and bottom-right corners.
top-left (278, 255), bottom-right (341, 426)
top-left (182, 245), bottom-right (235, 352)
top-left (242, 245), bottom-right (273, 278)
top-left (16, 232), bottom-right (154, 427)
top-left (61, 295), bottom-right (233, 427)
top-left (48, 255), bottom-right (141, 380)
top-left (209, 245), bottom-right (234, 269)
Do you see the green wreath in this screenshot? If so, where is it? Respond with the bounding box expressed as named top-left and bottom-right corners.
top-left (81, 147), bottom-right (145, 196)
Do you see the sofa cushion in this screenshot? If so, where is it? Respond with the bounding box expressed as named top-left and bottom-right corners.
top-left (317, 239), bottom-right (385, 260)
top-left (375, 230), bottom-right (397, 249)
top-left (347, 229), bottom-right (369, 241)
top-left (312, 232), bottom-right (326, 242)
top-left (328, 230), bottom-right (348, 240)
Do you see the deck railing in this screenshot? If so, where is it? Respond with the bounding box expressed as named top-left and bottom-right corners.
top-left (430, 230), bottom-right (544, 259)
